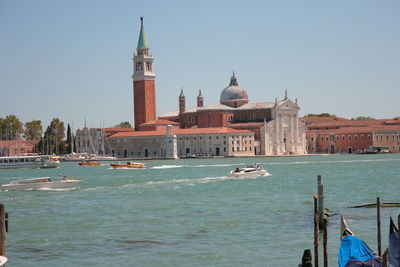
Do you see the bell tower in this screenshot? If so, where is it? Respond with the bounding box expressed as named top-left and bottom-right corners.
top-left (132, 17), bottom-right (156, 130)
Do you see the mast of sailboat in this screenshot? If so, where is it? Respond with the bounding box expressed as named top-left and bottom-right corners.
top-left (71, 122), bottom-right (74, 154)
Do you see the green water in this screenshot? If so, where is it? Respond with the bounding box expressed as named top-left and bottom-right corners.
top-left (1, 154), bottom-right (399, 266)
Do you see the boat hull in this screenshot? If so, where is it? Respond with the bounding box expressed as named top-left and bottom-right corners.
top-left (110, 164), bottom-right (145, 169)
top-left (227, 169), bottom-right (268, 178)
top-left (79, 162), bottom-right (101, 166)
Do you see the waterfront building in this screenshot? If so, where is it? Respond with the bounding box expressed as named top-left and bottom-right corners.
top-left (76, 18), bottom-right (307, 158)
top-left (0, 140), bottom-right (38, 156)
top-left (159, 78), bottom-right (307, 156)
top-left (305, 117), bottom-right (400, 153)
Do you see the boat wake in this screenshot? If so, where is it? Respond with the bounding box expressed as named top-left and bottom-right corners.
top-left (266, 158), bottom-right (400, 166)
top-left (151, 165), bottom-right (184, 169)
top-left (145, 173), bottom-right (270, 187)
top-left (35, 187), bottom-right (79, 191)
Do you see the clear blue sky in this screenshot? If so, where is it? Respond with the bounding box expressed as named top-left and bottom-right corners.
top-left (1, 0), bottom-right (399, 130)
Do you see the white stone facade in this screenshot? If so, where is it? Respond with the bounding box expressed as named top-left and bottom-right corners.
top-left (260, 98), bottom-right (307, 155)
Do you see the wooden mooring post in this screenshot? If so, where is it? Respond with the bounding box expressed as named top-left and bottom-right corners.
top-left (299, 249), bottom-right (313, 267)
top-left (323, 218), bottom-right (328, 267)
top-left (317, 175), bottom-right (324, 229)
top-left (313, 194), bottom-right (319, 267)
top-left (377, 197), bottom-right (382, 257)
top-left (0, 203), bottom-right (6, 256)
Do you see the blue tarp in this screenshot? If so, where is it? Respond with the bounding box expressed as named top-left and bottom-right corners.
top-left (338, 235), bottom-right (375, 267)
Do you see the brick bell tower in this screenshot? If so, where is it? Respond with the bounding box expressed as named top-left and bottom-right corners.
top-left (132, 17), bottom-right (156, 130)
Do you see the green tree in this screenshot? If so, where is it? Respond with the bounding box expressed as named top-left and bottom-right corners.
top-left (42, 118), bottom-right (66, 155)
top-left (66, 124), bottom-right (72, 154)
top-left (350, 116), bottom-right (375, 121)
top-left (305, 113), bottom-right (337, 118)
top-left (25, 120), bottom-right (43, 140)
top-left (0, 115), bottom-right (23, 140)
top-left (114, 121), bottom-right (132, 128)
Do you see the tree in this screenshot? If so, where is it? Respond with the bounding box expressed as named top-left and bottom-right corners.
top-left (0, 115), bottom-right (23, 140)
top-left (25, 120), bottom-right (42, 140)
top-left (114, 121), bottom-right (132, 128)
top-left (42, 118), bottom-right (66, 155)
top-left (351, 116), bottom-right (375, 121)
top-left (305, 113), bottom-right (337, 118)
top-left (66, 124), bottom-right (73, 154)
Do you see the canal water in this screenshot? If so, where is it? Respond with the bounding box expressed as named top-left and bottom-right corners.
top-left (1, 154), bottom-right (399, 266)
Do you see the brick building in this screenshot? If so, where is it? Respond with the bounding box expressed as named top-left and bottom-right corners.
top-left (0, 140), bottom-right (39, 156)
top-left (304, 117), bottom-right (400, 153)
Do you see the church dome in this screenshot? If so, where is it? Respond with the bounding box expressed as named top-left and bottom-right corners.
top-left (220, 73), bottom-right (249, 107)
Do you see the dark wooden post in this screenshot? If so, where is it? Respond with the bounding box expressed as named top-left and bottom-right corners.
top-left (377, 197), bottom-right (381, 257)
top-left (301, 249), bottom-right (313, 267)
top-left (323, 218), bottom-right (328, 267)
top-left (0, 203), bottom-right (6, 256)
top-left (382, 248), bottom-right (389, 267)
top-left (314, 194), bottom-right (319, 267)
top-left (317, 175), bottom-right (324, 229)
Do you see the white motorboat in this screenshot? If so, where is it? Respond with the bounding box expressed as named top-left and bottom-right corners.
top-left (228, 165), bottom-right (268, 178)
top-left (1, 175), bottom-right (81, 191)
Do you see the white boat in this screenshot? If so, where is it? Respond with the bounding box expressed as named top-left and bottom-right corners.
top-left (228, 165), bottom-right (268, 178)
top-left (1, 175), bottom-right (81, 191)
top-left (0, 155), bottom-right (60, 169)
top-left (0, 256), bottom-right (7, 266)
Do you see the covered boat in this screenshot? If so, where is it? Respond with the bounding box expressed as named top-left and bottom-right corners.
top-left (338, 215), bottom-right (382, 267)
top-left (110, 162), bottom-right (145, 169)
top-left (1, 175), bottom-right (81, 191)
top-left (389, 217), bottom-right (399, 267)
top-left (227, 164), bottom-right (268, 178)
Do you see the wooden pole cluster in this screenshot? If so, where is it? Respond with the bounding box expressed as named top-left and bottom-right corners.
top-left (0, 203), bottom-right (6, 256)
top-left (313, 194), bottom-right (319, 267)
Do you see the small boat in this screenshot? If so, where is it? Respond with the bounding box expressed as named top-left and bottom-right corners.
top-left (1, 175), bottom-right (81, 192)
top-left (0, 256), bottom-right (8, 266)
top-left (78, 160), bottom-right (101, 166)
top-left (41, 156), bottom-right (60, 169)
top-left (110, 162), bottom-right (145, 169)
top-left (227, 164), bottom-right (268, 178)
top-left (338, 215), bottom-right (382, 267)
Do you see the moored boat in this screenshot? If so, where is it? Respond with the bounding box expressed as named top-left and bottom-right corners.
top-left (110, 162), bottom-right (145, 169)
top-left (1, 175), bottom-right (81, 192)
top-left (227, 164), bottom-right (268, 178)
top-left (0, 155), bottom-right (60, 169)
top-left (78, 160), bottom-right (101, 166)
top-left (338, 215), bottom-right (382, 267)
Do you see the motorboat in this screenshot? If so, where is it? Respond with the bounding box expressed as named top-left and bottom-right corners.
top-left (78, 160), bottom-right (101, 166)
top-left (41, 156), bottom-right (61, 168)
top-left (227, 164), bottom-right (268, 178)
top-left (1, 175), bottom-right (81, 191)
top-left (110, 162), bottom-right (145, 169)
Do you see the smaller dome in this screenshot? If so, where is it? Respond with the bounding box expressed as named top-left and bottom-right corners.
top-left (220, 73), bottom-right (249, 107)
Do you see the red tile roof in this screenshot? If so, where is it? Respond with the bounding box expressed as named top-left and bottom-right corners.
top-left (139, 119), bottom-right (179, 126)
top-left (109, 127), bottom-right (252, 138)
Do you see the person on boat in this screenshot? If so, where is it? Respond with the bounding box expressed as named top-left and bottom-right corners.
top-left (235, 168), bottom-right (240, 173)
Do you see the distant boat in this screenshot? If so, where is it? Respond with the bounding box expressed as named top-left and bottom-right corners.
top-left (78, 160), bottom-right (101, 166)
top-left (338, 215), bottom-right (382, 267)
top-left (1, 175), bottom-right (81, 192)
top-left (0, 155), bottom-right (59, 169)
top-left (110, 162), bottom-right (145, 169)
top-left (227, 164), bottom-right (268, 178)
